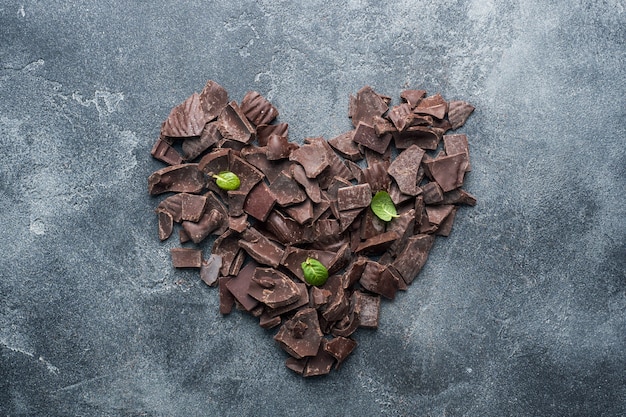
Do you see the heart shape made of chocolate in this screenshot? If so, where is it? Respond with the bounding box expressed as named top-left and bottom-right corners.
top-left (147, 80), bottom-right (476, 376)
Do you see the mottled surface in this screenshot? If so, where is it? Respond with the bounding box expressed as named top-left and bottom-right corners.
top-left (1, 0), bottom-right (625, 416)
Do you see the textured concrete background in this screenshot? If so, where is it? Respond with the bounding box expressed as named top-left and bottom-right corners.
top-left (1, 0), bottom-right (624, 415)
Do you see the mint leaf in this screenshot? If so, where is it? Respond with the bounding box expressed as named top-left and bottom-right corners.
top-left (301, 257), bottom-right (329, 286)
top-left (370, 190), bottom-right (398, 221)
top-left (212, 171), bottom-right (240, 191)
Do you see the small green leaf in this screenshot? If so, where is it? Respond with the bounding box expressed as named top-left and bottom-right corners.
top-left (301, 257), bottom-right (329, 286)
top-left (370, 190), bottom-right (399, 222)
top-left (212, 171), bottom-right (240, 191)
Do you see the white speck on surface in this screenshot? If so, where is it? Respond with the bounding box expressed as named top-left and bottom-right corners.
top-left (72, 90), bottom-right (125, 120)
top-left (18, 4), bottom-right (25, 17)
top-left (29, 218), bottom-right (45, 235)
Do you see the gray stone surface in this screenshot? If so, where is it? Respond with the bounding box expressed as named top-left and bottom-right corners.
top-left (1, 0), bottom-right (624, 415)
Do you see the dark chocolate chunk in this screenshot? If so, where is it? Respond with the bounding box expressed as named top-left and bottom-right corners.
top-left (265, 210), bottom-right (313, 245)
top-left (218, 277), bottom-right (235, 315)
top-left (391, 234), bottom-right (435, 284)
top-left (290, 164), bottom-right (322, 203)
top-left (157, 211), bottom-right (173, 241)
top-left (259, 312), bottom-right (282, 329)
top-left (359, 260), bottom-right (399, 299)
top-left (349, 86), bottom-right (389, 127)
top-left (393, 126), bottom-right (441, 150)
top-left (269, 171), bottom-right (307, 207)
top-left (443, 133), bottom-right (471, 171)
top-left (387, 144), bottom-right (425, 196)
top-left (266, 283), bottom-right (309, 317)
top-left (289, 141), bottom-right (329, 178)
top-left (151, 137), bottom-right (184, 165)
top-left (435, 206), bottom-right (457, 237)
top-left (353, 291), bottom-right (380, 329)
top-left (355, 231), bottom-right (400, 255)
top-left (266, 134), bottom-right (298, 160)
top-left (225, 261), bottom-right (260, 311)
top-left (180, 193), bottom-right (208, 222)
top-left (400, 89), bottom-right (427, 108)
top-left (161, 93), bottom-right (209, 138)
top-left (414, 93), bottom-right (448, 119)
top-left (283, 198), bottom-right (314, 225)
top-left (285, 357), bottom-right (307, 375)
top-left (352, 122), bottom-right (392, 154)
top-left (328, 131), bottom-right (362, 161)
top-left (228, 214), bottom-right (249, 233)
top-left (243, 181), bottom-right (277, 222)
top-left (182, 209), bottom-right (224, 243)
top-left (243, 148), bottom-right (294, 183)
top-left (421, 181), bottom-right (444, 204)
top-left (148, 164), bottom-right (205, 195)
top-left (171, 248), bottom-right (203, 268)
top-left (303, 342), bottom-right (336, 377)
top-left (274, 307), bottom-right (323, 359)
top-left (361, 161), bottom-right (391, 193)
top-left (306, 137), bottom-right (354, 185)
top-left (337, 183), bottom-right (372, 211)
top-left (324, 336), bottom-right (357, 368)
top-left (229, 155), bottom-right (264, 194)
top-left (388, 102), bottom-right (414, 131)
top-left (440, 188), bottom-right (477, 206)
top-left (239, 228), bottom-right (285, 268)
top-left (257, 123), bottom-right (289, 147)
top-left (199, 80), bottom-right (229, 122)
top-left (213, 230), bottom-right (242, 276)
top-left (372, 115), bottom-right (397, 136)
top-left (425, 204), bottom-right (455, 226)
top-left (182, 122), bottom-right (222, 161)
top-left (227, 190), bottom-right (248, 217)
top-left (200, 254), bottom-right (223, 287)
top-left (359, 207), bottom-right (386, 240)
top-left (424, 153), bottom-right (467, 192)
top-left (447, 100), bottom-right (475, 130)
top-left (217, 101), bottom-right (256, 143)
top-left (197, 148), bottom-right (230, 176)
top-left (240, 91), bottom-right (279, 126)
top-left (247, 267), bottom-right (300, 309)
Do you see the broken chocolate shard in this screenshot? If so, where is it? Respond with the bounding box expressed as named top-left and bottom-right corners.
top-left (289, 141), bottom-right (329, 178)
top-left (414, 93), bottom-right (448, 119)
top-left (303, 342), bottom-right (336, 377)
top-left (285, 357), bottom-right (307, 375)
top-left (290, 164), bottom-right (322, 203)
top-left (421, 181), bottom-right (444, 205)
top-left (240, 91), bottom-right (279, 126)
top-left (349, 85), bottom-right (389, 127)
top-left (324, 336), bottom-right (357, 368)
top-left (352, 122), bottom-right (392, 154)
top-left (161, 93), bottom-right (209, 138)
top-left (256, 123), bottom-right (289, 147)
top-left (268, 171), bottom-right (307, 207)
top-left (151, 137), bottom-right (184, 165)
top-left (447, 100), bottom-right (475, 130)
top-left (361, 162), bottom-right (391, 193)
top-left (359, 260), bottom-right (399, 299)
top-left (239, 228), bottom-right (285, 268)
top-left (265, 210), bottom-right (313, 245)
top-left (274, 308), bottom-right (323, 359)
top-left (400, 89), bottom-right (427, 108)
top-left (243, 181), bottom-right (277, 222)
top-left (388, 102), bottom-right (414, 131)
top-left (200, 254), bottom-right (223, 287)
top-left (182, 122), bottom-right (222, 161)
top-left (355, 231), bottom-right (401, 255)
top-left (266, 134), bottom-right (298, 160)
top-left (283, 198), bottom-right (314, 225)
top-left (392, 234), bottom-right (435, 285)
top-left (425, 204), bottom-right (455, 226)
top-left (393, 126), bottom-right (441, 150)
top-left (440, 188), bottom-right (477, 206)
top-left (180, 193), bottom-right (208, 222)
top-left (197, 148), bottom-right (230, 176)
top-left (328, 131), bottom-right (362, 161)
top-left (337, 183), bottom-right (372, 211)
top-left (213, 230), bottom-right (242, 276)
top-left (170, 248), bottom-right (203, 268)
top-left (435, 206), bottom-right (457, 237)
top-left (157, 194), bottom-right (184, 222)
top-left (182, 209), bottom-right (224, 243)
top-left (244, 148), bottom-right (294, 183)
top-left (229, 155), bottom-right (264, 194)
top-left (217, 101), bottom-right (256, 143)
top-left (148, 164), bottom-right (205, 195)
top-left (353, 291), bottom-right (380, 329)
top-left (387, 144), bottom-right (425, 196)
top-left (227, 190), bottom-right (248, 217)
top-left (424, 153), bottom-right (467, 192)
top-left (443, 133), bottom-right (471, 171)
top-left (157, 210), bottom-right (173, 241)
top-left (199, 80), bottom-right (229, 122)
top-left (225, 261), bottom-right (260, 311)
top-left (218, 277), bottom-right (235, 315)
top-left (248, 268), bottom-right (300, 309)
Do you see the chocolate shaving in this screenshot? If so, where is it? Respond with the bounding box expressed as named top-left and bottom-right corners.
top-left (148, 164), bottom-right (205, 195)
top-left (161, 93), bottom-right (209, 138)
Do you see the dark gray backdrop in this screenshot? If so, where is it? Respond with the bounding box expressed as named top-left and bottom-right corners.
top-left (1, 0), bottom-right (624, 416)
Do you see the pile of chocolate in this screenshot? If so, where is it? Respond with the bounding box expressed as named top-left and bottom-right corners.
top-left (147, 80), bottom-right (475, 376)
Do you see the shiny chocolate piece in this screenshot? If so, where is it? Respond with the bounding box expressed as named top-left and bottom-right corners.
top-left (392, 234), bottom-right (435, 284)
top-left (337, 183), bottom-right (372, 211)
top-left (240, 91), bottom-right (279, 126)
top-left (197, 148), bottom-right (230, 176)
top-left (200, 254), bottom-right (223, 287)
top-left (170, 248), bottom-right (202, 268)
top-left (217, 101), bottom-right (256, 143)
top-left (266, 134), bottom-right (298, 160)
top-left (161, 93), bottom-right (209, 138)
top-left (247, 267), bottom-right (300, 309)
top-left (243, 181), bottom-right (277, 222)
top-left (348, 85), bottom-right (389, 127)
top-left (151, 137), bottom-right (183, 165)
top-left (256, 123), bottom-right (289, 147)
top-left (289, 141), bottom-right (329, 178)
top-left (388, 144), bottom-right (425, 196)
top-left (352, 122), bottom-right (391, 154)
top-left (199, 80), bottom-right (229, 122)
top-left (182, 122), bottom-right (222, 161)
top-left (148, 164), bottom-right (205, 195)
top-left (274, 308), bottom-right (323, 359)
top-left (269, 171), bottom-right (307, 207)
top-left (447, 100), bottom-right (475, 130)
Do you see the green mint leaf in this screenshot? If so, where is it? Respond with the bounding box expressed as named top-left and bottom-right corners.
top-left (370, 190), bottom-right (399, 222)
top-left (212, 171), bottom-right (240, 191)
top-left (301, 257), bottom-right (329, 286)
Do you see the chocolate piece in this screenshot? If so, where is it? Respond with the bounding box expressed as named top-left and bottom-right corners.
top-left (391, 234), bottom-right (435, 284)
top-left (228, 214), bottom-right (249, 233)
top-left (400, 89), bottom-right (427, 108)
top-left (324, 336), bottom-right (357, 368)
top-left (306, 137), bottom-right (353, 185)
top-left (388, 144), bottom-right (425, 196)
top-left (200, 254), bottom-right (223, 286)
top-left (156, 193), bottom-right (184, 222)
top-left (265, 210), bottom-right (313, 245)
top-left (179, 229), bottom-right (191, 243)
top-left (266, 283), bottom-right (309, 317)
top-left (414, 93), bottom-right (447, 119)
top-left (239, 228), bottom-right (285, 268)
top-left (387, 209), bottom-right (416, 256)
top-left (388, 182), bottom-right (417, 206)
top-left (227, 190), bottom-right (247, 217)
top-left (388, 103), bottom-right (414, 131)
top-left (435, 206), bottom-right (457, 237)
top-left (424, 153), bottom-right (467, 192)
top-left (289, 141), bottom-right (329, 178)
top-left (349, 86), bottom-right (389, 127)
top-left (257, 123), bottom-right (289, 147)
top-left (203, 191), bottom-right (229, 235)
top-left (266, 134), bottom-right (298, 160)
top-left (243, 148), bottom-right (294, 183)
top-left (290, 164), bottom-right (322, 203)
top-left (447, 100), bottom-right (475, 130)
top-left (361, 162), bottom-right (391, 193)
top-left (217, 101), bottom-right (256, 143)
top-left (148, 164), bottom-right (205, 195)
top-left (353, 291), bottom-right (380, 329)
top-left (170, 248), bottom-right (202, 268)
top-left (218, 277), bottom-right (235, 315)
top-left (240, 91), bottom-right (279, 126)
top-left (425, 204), bottom-right (455, 226)
top-left (313, 219), bottom-right (342, 245)
top-left (151, 137), bottom-right (184, 165)
top-left (421, 181), bottom-right (444, 204)
top-left (328, 131), bottom-right (362, 161)
top-left (327, 242), bottom-right (352, 275)
top-left (199, 80), bottom-right (229, 122)
top-left (319, 275), bottom-right (350, 322)
top-left (182, 122), bottom-right (222, 161)
top-left (310, 286), bottom-right (332, 308)
top-left (338, 208), bottom-right (363, 232)
top-left (345, 160), bottom-right (363, 183)
top-left (285, 357), bottom-right (307, 375)
top-left (303, 342), bottom-right (335, 377)
top-left (180, 193), bottom-right (208, 222)
top-left (243, 181), bottom-right (277, 222)
top-left (229, 250), bottom-right (246, 276)
top-left (274, 308), bottom-right (323, 359)
top-left (443, 133), bottom-right (471, 171)
top-left (440, 188), bottom-right (477, 206)
top-left (372, 115), bottom-right (397, 136)
top-left (161, 93), bottom-right (209, 138)
top-left (229, 155), bottom-right (264, 194)
top-left (259, 312), bottom-right (282, 329)
top-left (198, 148), bottom-right (230, 176)
top-left (352, 122), bottom-right (391, 154)
top-left (213, 230), bottom-right (242, 276)
top-left (225, 261), bottom-right (260, 311)
top-left (182, 209), bottom-right (224, 243)
top-left (355, 231), bottom-right (400, 255)
top-left (284, 199), bottom-right (314, 225)
top-left (247, 267), bottom-right (300, 308)
top-left (280, 246), bottom-right (335, 283)
top-left (360, 207), bottom-right (386, 240)
top-left (157, 211), bottom-right (173, 241)
top-left (337, 183), bottom-right (372, 211)
top-left (269, 171), bottom-right (307, 207)
top-left (393, 126), bottom-right (441, 150)
top-left (359, 260), bottom-right (399, 299)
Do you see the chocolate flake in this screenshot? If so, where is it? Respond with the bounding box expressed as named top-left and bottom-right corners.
top-left (148, 164), bottom-right (205, 195)
top-left (161, 93), bottom-right (209, 138)
top-left (217, 101), bottom-right (256, 143)
top-left (171, 248), bottom-right (202, 268)
top-left (240, 91), bottom-right (279, 126)
top-left (200, 254), bottom-right (223, 286)
top-left (387, 144), bottom-right (425, 196)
